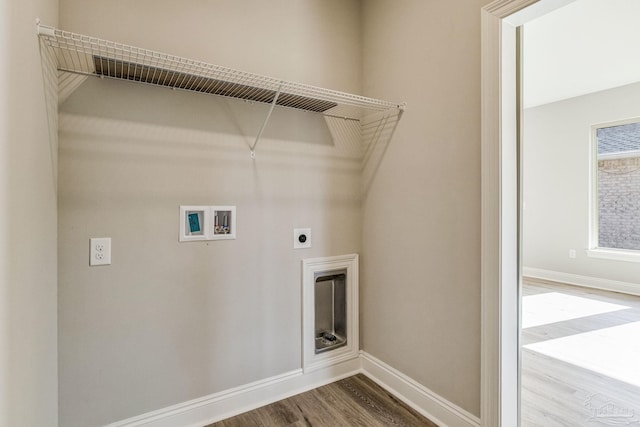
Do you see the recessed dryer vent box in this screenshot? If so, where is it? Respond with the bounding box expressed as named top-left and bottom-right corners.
top-left (212, 206), bottom-right (236, 240)
top-left (179, 205), bottom-right (236, 242)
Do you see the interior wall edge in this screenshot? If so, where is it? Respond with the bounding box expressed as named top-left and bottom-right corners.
top-left (361, 0), bottom-right (485, 418)
top-left (1, 0), bottom-right (59, 426)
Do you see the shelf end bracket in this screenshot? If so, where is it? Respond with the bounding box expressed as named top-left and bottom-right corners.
top-left (249, 83), bottom-right (282, 159)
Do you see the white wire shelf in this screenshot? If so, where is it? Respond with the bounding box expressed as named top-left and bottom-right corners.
top-left (37, 24), bottom-right (404, 121)
top-left (37, 22), bottom-right (404, 178)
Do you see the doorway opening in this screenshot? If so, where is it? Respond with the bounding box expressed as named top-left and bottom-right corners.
top-left (520, 1), bottom-right (640, 424)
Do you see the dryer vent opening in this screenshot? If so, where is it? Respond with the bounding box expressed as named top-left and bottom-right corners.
top-left (302, 254), bottom-right (358, 372)
top-left (314, 270), bottom-right (347, 354)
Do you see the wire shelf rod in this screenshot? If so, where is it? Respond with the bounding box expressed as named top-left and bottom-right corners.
top-left (250, 84), bottom-right (283, 159)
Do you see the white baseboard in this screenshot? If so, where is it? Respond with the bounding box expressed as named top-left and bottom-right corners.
top-left (108, 352), bottom-right (480, 427)
top-left (360, 352), bottom-right (480, 427)
top-left (524, 267), bottom-right (640, 297)
top-left (106, 357), bottom-right (362, 427)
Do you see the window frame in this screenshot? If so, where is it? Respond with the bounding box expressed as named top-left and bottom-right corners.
top-left (588, 116), bottom-right (640, 263)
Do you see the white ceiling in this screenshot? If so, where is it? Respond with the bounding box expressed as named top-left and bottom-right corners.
top-left (523, 0), bottom-right (640, 108)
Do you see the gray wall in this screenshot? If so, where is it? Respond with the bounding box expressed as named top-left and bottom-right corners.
top-left (0, 0), bottom-right (59, 425)
top-left (57, 1), bottom-right (363, 425)
top-left (523, 81), bottom-right (640, 285)
top-left (360, 0), bottom-right (488, 417)
top-left (57, 0), bottom-right (492, 424)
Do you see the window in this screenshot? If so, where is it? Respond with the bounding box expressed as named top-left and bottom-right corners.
top-left (591, 119), bottom-right (640, 255)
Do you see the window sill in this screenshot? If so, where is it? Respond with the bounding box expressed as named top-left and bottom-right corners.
top-left (586, 248), bottom-right (640, 263)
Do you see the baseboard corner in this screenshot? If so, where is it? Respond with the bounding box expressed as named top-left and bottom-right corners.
top-left (107, 351), bottom-right (481, 427)
top-left (360, 351), bottom-right (480, 427)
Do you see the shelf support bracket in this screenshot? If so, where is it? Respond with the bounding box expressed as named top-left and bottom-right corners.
top-left (250, 83), bottom-right (282, 159)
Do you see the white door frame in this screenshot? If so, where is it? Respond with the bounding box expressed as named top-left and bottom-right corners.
top-left (480, 0), bottom-right (579, 425)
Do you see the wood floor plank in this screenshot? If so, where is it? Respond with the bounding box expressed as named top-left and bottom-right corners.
top-left (215, 400), bottom-right (300, 427)
top-left (206, 374), bottom-right (438, 427)
top-left (288, 385), bottom-right (357, 426)
top-left (522, 279), bottom-right (640, 427)
top-left (336, 375), bottom-right (433, 427)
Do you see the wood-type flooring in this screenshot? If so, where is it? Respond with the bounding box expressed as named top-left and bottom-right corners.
top-left (521, 279), bottom-right (640, 427)
top-left (206, 374), bottom-right (438, 427)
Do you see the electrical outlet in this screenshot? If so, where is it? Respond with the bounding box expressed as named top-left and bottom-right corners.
top-left (293, 228), bottom-right (311, 249)
top-left (90, 237), bottom-right (111, 266)
top-left (568, 249), bottom-right (576, 259)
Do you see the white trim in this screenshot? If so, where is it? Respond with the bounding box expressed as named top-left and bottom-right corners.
top-left (592, 116), bottom-right (640, 130)
top-left (107, 353), bottom-right (480, 427)
top-left (481, 4), bottom-right (525, 427)
top-left (598, 150), bottom-right (640, 161)
top-left (502, 0), bottom-right (577, 25)
top-left (301, 254), bottom-right (359, 374)
top-left (523, 267), bottom-right (640, 297)
top-left (481, 1), bottom-right (582, 426)
top-left (106, 358), bottom-right (362, 427)
top-left (586, 248), bottom-right (640, 263)
top-left (589, 123), bottom-right (600, 249)
top-left (590, 116), bottom-right (640, 247)
top-left (361, 352), bottom-right (481, 427)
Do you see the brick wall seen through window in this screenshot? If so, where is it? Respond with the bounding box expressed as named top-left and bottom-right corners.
top-left (596, 121), bottom-right (640, 251)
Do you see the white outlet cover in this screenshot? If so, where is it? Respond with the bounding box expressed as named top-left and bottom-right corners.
top-left (90, 237), bottom-right (111, 266)
top-left (294, 228), bottom-right (311, 249)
